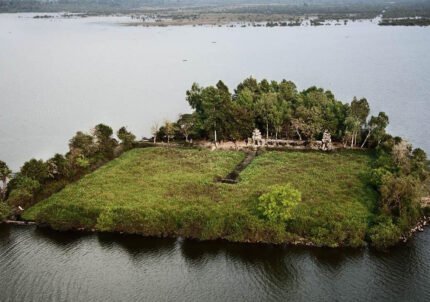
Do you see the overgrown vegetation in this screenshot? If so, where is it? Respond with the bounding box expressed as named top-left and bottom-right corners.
top-left (2, 76), bottom-right (428, 248)
top-left (23, 147), bottom-right (380, 247)
top-left (1, 124), bottom-right (142, 218)
top-left (159, 77), bottom-right (389, 148)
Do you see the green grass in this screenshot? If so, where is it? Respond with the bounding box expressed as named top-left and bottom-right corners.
top-left (23, 147), bottom-right (378, 247)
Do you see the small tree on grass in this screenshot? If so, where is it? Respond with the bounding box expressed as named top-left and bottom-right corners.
top-left (258, 183), bottom-right (301, 223)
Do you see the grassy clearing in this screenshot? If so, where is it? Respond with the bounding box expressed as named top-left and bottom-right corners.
top-left (23, 147), bottom-right (378, 247)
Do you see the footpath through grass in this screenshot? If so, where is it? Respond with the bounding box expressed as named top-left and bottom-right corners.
top-left (23, 147), bottom-right (378, 247)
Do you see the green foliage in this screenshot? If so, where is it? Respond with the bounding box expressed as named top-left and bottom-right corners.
top-left (182, 77), bottom-right (381, 145)
top-left (46, 153), bottom-right (73, 180)
top-left (0, 160), bottom-right (12, 201)
top-left (369, 215), bottom-right (401, 249)
top-left (23, 148), bottom-right (378, 247)
top-left (69, 131), bottom-right (95, 157)
top-left (258, 184), bottom-right (301, 223)
top-left (94, 123), bottom-right (115, 159)
top-left (20, 158), bottom-right (49, 183)
top-left (76, 156), bottom-right (90, 169)
top-left (7, 175), bottom-right (40, 208)
top-left (117, 126), bottom-right (136, 151)
top-left (0, 202), bottom-right (11, 221)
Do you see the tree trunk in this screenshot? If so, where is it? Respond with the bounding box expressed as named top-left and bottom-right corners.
top-left (296, 128), bottom-right (302, 141)
top-left (275, 130), bottom-right (278, 140)
top-left (266, 122), bottom-right (269, 139)
top-left (361, 130), bottom-right (372, 148)
top-left (153, 136), bottom-right (156, 144)
top-left (1, 180), bottom-right (6, 201)
top-left (185, 134), bottom-right (189, 143)
top-left (214, 129), bottom-right (217, 144)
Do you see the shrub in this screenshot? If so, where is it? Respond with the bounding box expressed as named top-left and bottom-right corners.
top-left (369, 215), bottom-right (401, 249)
top-left (35, 203), bottom-right (100, 231)
top-left (0, 202), bottom-right (11, 221)
top-left (7, 175), bottom-right (41, 208)
top-left (258, 183), bottom-right (301, 223)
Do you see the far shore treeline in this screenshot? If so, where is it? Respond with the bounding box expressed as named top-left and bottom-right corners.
top-left (0, 77), bottom-right (429, 248)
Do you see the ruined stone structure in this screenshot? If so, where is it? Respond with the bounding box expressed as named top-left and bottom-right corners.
top-left (321, 130), bottom-right (333, 151)
top-left (250, 128), bottom-right (264, 146)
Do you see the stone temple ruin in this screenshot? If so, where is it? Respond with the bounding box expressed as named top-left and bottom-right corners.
top-left (250, 128), bottom-right (265, 146)
top-left (321, 130), bottom-right (333, 151)
top-left (246, 128), bottom-right (333, 151)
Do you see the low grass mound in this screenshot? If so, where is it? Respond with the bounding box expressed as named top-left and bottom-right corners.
top-left (23, 147), bottom-right (378, 247)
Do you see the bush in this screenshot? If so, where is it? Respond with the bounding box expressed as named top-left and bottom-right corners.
top-left (369, 216), bottom-right (401, 249)
top-left (7, 175), bottom-right (41, 208)
top-left (35, 203), bottom-right (101, 231)
top-left (258, 183), bottom-right (301, 223)
top-left (0, 202), bottom-right (11, 221)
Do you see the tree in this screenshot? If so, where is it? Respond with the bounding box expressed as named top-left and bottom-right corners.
top-left (278, 79), bottom-right (297, 102)
top-left (200, 84), bottom-right (231, 144)
top-left (271, 99), bottom-right (289, 139)
top-left (6, 174), bottom-right (40, 208)
top-left (163, 120), bottom-right (175, 144)
top-left (46, 153), bottom-right (72, 180)
top-left (258, 183), bottom-right (301, 223)
top-left (255, 93), bottom-right (277, 139)
top-left (361, 112), bottom-right (389, 148)
top-left (69, 131), bottom-right (95, 158)
top-left (186, 83), bottom-right (204, 114)
top-left (177, 114), bottom-right (195, 142)
top-left (348, 97), bottom-right (370, 147)
top-left (20, 159), bottom-right (49, 184)
top-left (379, 174), bottom-right (418, 217)
top-left (93, 123), bottom-right (115, 159)
top-left (151, 121), bottom-right (159, 144)
top-left (0, 160), bottom-right (12, 201)
top-left (117, 126), bottom-right (136, 151)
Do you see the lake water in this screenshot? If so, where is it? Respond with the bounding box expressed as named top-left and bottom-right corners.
top-left (1, 224), bottom-right (430, 302)
top-left (0, 14), bottom-right (430, 170)
top-left (1, 13), bottom-right (430, 301)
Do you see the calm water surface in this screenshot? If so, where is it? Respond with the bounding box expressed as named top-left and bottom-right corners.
top-left (0, 14), bottom-right (429, 170)
top-left (0, 224), bottom-right (429, 301)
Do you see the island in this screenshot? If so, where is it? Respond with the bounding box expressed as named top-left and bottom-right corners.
top-left (1, 77), bottom-right (429, 249)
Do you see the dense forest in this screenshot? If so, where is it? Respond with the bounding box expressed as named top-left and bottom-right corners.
top-left (159, 77), bottom-right (388, 147)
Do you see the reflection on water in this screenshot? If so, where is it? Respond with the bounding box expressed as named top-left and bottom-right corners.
top-left (1, 225), bottom-right (429, 301)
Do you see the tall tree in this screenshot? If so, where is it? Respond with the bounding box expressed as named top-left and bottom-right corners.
top-left (177, 114), bottom-right (195, 142)
top-left (361, 112), bottom-right (389, 148)
top-left (151, 121), bottom-right (159, 144)
top-left (93, 123), bottom-right (115, 159)
top-left (348, 97), bottom-right (370, 147)
top-left (200, 83), bottom-right (231, 144)
top-left (256, 93), bottom-right (277, 139)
